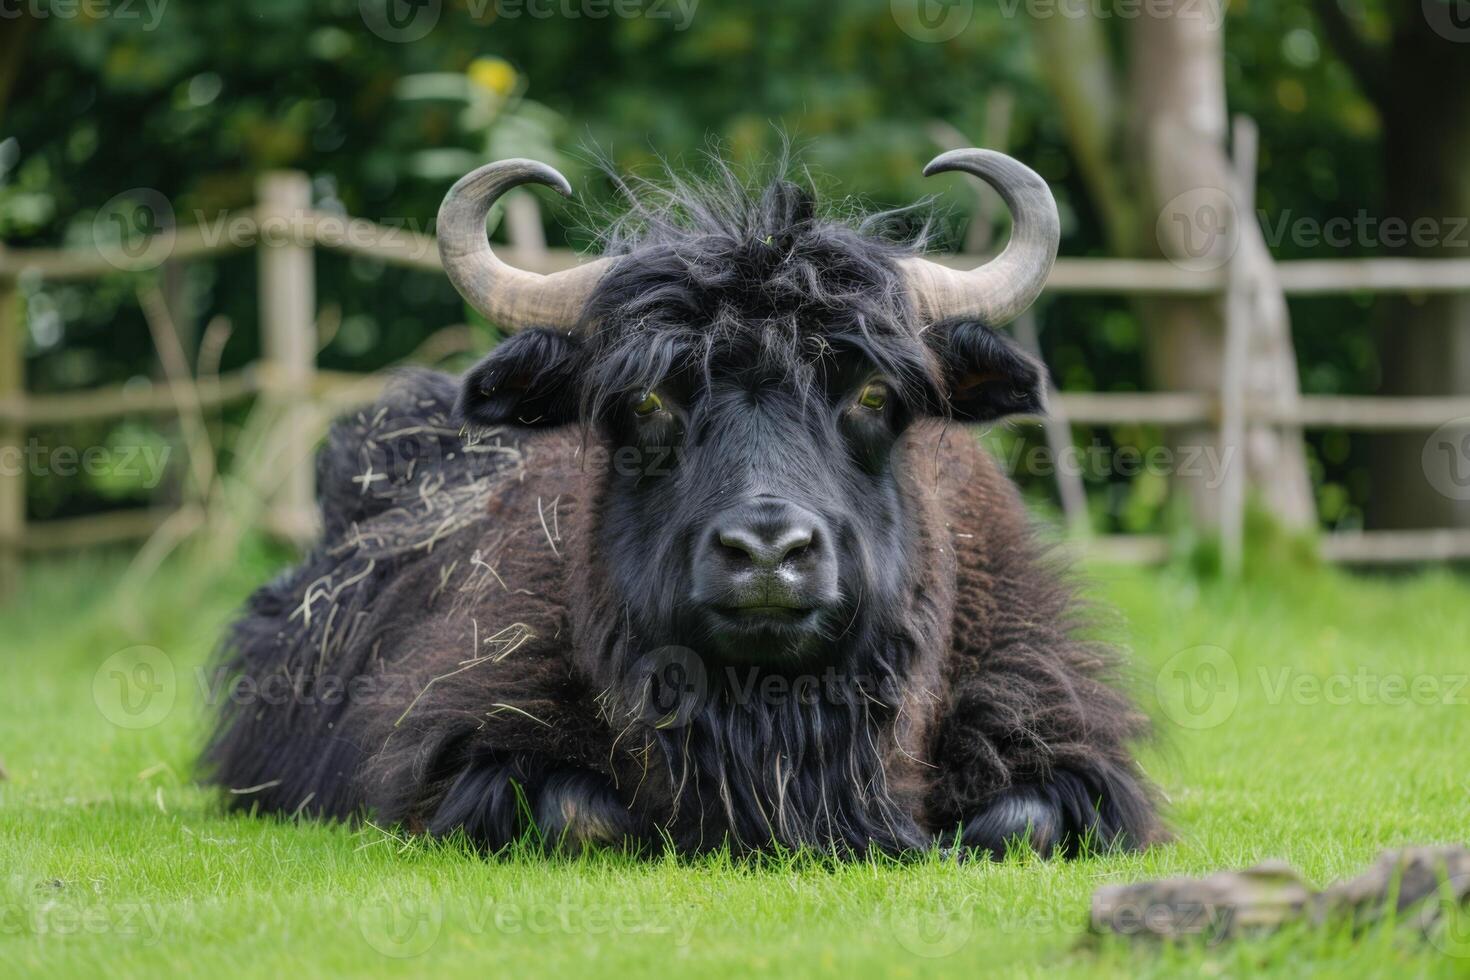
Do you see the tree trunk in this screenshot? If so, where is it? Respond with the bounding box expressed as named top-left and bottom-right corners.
top-left (1030, 4), bottom-right (1316, 532)
top-left (1373, 15), bottom-right (1470, 530)
top-left (1131, 5), bottom-right (1317, 530)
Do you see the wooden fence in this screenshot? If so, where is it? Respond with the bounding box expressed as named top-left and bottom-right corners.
top-left (2, 170), bottom-right (1469, 590)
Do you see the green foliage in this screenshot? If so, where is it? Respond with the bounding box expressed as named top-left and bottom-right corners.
top-left (1, 0), bottom-right (1394, 532)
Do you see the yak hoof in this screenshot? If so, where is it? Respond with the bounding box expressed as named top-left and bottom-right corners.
top-left (957, 785), bottom-right (1062, 859)
top-left (427, 759), bottom-right (634, 852)
top-left (955, 767), bottom-right (1157, 859)
top-left (534, 770), bottom-right (636, 852)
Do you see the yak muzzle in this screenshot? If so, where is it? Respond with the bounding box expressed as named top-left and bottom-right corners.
top-left (692, 498), bottom-right (840, 641)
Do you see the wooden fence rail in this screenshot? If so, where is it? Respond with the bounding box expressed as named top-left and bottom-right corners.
top-left (2, 172), bottom-right (1469, 590)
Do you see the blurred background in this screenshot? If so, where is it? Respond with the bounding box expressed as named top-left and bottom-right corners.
top-left (2, 0), bottom-right (1467, 586)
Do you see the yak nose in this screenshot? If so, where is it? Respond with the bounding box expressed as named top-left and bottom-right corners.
top-left (717, 519), bottom-right (814, 570)
top-left (697, 499), bottom-right (838, 616)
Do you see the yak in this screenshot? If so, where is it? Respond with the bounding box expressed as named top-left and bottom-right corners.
top-left (202, 149), bottom-right (1164, 858)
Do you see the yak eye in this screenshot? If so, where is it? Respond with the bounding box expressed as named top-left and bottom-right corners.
top-left (857, 382), bottom-right (889, 412)
top-left (633, 390), bottom-right (665, 417)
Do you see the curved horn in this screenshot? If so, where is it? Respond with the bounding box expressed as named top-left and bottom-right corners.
top-left (899, 148), bottom-right (1060, 328)
top-left (436, 159), bottom-right (612, 332)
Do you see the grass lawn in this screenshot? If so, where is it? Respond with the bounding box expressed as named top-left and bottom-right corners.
top-left (1, 545), bottom-right (1467, 978)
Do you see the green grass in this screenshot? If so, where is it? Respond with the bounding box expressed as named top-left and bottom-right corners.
top-left (2, 546), bottom-right (1468, 978)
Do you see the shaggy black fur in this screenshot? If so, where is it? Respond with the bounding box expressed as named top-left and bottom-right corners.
top-left (201, 161), bottom-right (1164, 858)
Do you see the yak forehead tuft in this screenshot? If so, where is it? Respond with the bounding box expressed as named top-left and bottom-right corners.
top-left (579, 159), bottom-right (939, 416)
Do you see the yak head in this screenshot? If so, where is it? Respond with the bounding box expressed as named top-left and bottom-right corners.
top-left (446, 154), bottom-right (1056, 671)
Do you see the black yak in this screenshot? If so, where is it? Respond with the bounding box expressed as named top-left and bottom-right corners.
top-left (202, 149), bottom-right (1163, 857)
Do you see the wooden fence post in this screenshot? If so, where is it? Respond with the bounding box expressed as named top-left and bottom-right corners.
top-left (0, 279), bottom-right (22, 594)
top-left (1015, 310), bottom-right (1091, 540)
top-left (256, 171), bottom-right (317, 541)
top-left (1218, 117), bottom-right (1259, 575)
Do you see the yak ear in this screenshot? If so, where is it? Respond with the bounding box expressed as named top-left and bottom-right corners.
top-left (457, 328), bottom-right (582, 427)
top-left (924, 320), bottom-right (1047, 422)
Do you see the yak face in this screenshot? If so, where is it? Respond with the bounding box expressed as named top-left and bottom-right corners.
top-left (588, 339), bottom-right (914, 668)
top-left (458, 179), bottom-right (1046, 669)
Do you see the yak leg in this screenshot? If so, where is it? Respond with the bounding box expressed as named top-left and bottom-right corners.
top-left (425, 753), bottom-right (637, 853)
top-left (948, 770), bottom-right (1153, 858)
top-left (929, 637), bottom-right (1162, 859)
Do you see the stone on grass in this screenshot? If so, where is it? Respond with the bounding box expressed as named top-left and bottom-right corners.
top-left (1090, 845), bottom-right (1470, 946)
